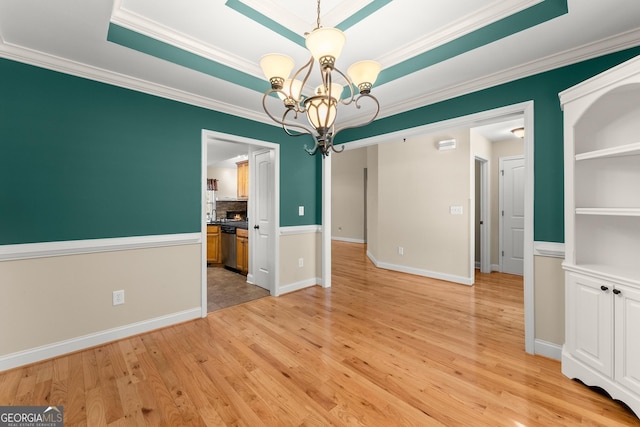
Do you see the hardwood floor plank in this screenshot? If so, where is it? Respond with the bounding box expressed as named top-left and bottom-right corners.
top-left (66, 352), bottom-right (88, 426)
top-left (1, 241), bottom-right (638, 426)
top-left (95, 345), bottom-right (125, 424)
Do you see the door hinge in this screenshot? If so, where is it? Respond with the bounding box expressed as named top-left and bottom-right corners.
top-left (501, 169), bottom-right (504, 176)
top-left (501, 210), bottom-right (504, 216)
top-left (502, 251), bottom-right (504, 256)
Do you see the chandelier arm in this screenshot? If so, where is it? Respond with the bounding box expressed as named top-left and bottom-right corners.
top-left (331, 93), bottom-right (380, 141)
top-left (331, 66), bottom-right (356, 105)
top-left (304, 141), bottom-right (321, 156)
top-left (262, 91), bottom-right (317, 137)
top-left (290, 56), bottom-right (315, 108)
top-left (330, 143), bottom-right (345, 154)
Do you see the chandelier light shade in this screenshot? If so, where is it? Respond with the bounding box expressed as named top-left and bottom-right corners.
top-left (347, 60), bottom-right (382, 93)
top-left (259, 0), bottom-right (381, 156)
top-left (305, 27), bottom-right (346, 67)
top-left (305, 95), bottom-right (338, 130)
top-left (259, 54), bottom-right (295, 89)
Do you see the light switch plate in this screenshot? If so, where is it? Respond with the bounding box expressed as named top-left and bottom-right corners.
top-left (298, 206), bottom-right (304, 216)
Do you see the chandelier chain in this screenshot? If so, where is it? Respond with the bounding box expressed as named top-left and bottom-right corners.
top-left (316, 0), bottom-right (321, 29)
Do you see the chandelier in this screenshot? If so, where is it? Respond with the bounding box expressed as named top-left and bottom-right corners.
top-left (259, 0), bottom-right (382, 157)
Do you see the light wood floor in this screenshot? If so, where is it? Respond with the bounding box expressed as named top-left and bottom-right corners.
top-left (1, 241), bottom-right (638, 426)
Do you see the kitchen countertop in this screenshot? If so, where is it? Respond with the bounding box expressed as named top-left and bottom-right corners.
top-left (207, 220), bottom-right (248, 229)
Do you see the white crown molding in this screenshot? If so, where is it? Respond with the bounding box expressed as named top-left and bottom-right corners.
top-left (1, 21), bottom-right (638, 134)
top-left (380, 0), bottom-right (541, 67)
top-left (111, 0), bottom-right (264, 78)
top-left (559, 52), bottom-right (640, 106)
top-left (0, 233), bottom-right (201, 262)
top-left (0, 38), bottom-right (270, 125)
top-left (377, 28), bottom-right (640, 120)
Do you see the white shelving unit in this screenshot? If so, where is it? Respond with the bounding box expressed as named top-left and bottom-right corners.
top-left (561, 54), bottom-right (640, 418)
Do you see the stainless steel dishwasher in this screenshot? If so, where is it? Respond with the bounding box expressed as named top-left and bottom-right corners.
top-left (221, 224), bottom-right (237, 269)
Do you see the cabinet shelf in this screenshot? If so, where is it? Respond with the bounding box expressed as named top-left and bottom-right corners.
top-left (576, 208), bottom-right (640, 216)
top-left (576, 142), bottom-right (640, 161)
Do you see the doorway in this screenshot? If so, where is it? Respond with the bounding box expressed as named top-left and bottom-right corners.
top-left (475, 157), bottom-right (490, 274)
top-left (327, 101), bottom-right (535, 353)
top-left (200, 131), bottom-right (280, 316)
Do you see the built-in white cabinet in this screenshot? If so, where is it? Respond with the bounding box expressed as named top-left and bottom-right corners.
top-left (561, 54), bottom-right (640, 418)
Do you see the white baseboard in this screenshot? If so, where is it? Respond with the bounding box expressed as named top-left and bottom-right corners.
top-left (0, 307), bottom-right (201, 372)
top-left (367, 251), bottom-right (472, 286)
top-left (366, 250), bottom-right (378, 266)
top-left (276, 278), bottom-right (319, 296)
top-left (534, 338), bottom-right (562, 360)
top-left (476, 262), bottom-right (502, 272)
top-left (332, 236), bottom-right (366, 244)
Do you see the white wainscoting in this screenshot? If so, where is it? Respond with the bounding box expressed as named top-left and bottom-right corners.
top-left (0, 233), bottom-right (201, 261)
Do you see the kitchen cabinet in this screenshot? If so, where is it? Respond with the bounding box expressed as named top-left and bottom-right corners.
top-left (236, 228), bottom-right (248, 274)
top-left (237, 160), bottom-right (248, 200)
top-left (560, 53), bottom-right (640, 417)
top-left (207, 224), bottom-right (221, 264)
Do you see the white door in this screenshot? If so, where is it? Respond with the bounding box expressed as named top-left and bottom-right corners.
top-left (253, 149), bottom-right (274, 291)
top-left (500, 156), bottom-right (525, 275)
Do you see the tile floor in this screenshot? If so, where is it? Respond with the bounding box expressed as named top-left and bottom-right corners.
top-left (207, 266), bottom-right (270, 312)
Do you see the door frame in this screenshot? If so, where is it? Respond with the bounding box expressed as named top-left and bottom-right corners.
top-left (499, 155), bottom-right (525, 275)
top-left (200, 130), bottom-right (280, 317)
top-left (328, 101), bottom-right (535, 354)
top-left (475, 156), bottom-right (491, 274)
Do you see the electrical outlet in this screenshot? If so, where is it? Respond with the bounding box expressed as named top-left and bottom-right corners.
top-left (112, 290), bottom-right (125, 306)
top-left (398, 246), bottom-right (404, 255)
top-left (298, 206), bottom-right (304, 216)
top-left (450, 205), bottom-right (463, 215)
top-left (298, 258), bottom-right (304, 268)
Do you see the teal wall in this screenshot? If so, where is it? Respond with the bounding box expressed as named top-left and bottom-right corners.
top-left (0, 59), bottom-right (318, 245)
top-left (339, 47), bottom-right (640, 243)
top-left (2, 47), bottom-right (640, 245)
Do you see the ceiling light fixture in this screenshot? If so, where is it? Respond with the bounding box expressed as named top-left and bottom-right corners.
top-left (511, 127), bottom-right (525, 138)
top-left (259, 0), bottom-right (382, 157)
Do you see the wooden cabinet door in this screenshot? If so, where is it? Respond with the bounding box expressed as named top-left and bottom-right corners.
top-left (614, 283), bottom-right (640, 395)
top-left (207, 226), bottom-right (220, 263)
top-left (237, 160), bottom-right (248, 199)
top-left (236, 228), bottom-right (248, 274)
top-left (566, 273), bottom-right (613, 377)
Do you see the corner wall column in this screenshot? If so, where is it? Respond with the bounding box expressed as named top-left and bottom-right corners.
top-left (322, 154), bottom-right (332, 288)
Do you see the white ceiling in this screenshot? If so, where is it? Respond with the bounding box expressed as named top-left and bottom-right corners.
top-left (1, 0), bottom-right (638, 163)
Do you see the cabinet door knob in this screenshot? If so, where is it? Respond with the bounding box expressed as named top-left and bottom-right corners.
top-left (254, 225), bottom-right (260, 229)
top-left (600, 285), bottom-right (608, 291)
top-left (613, 289), bottom-right (621, 295)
